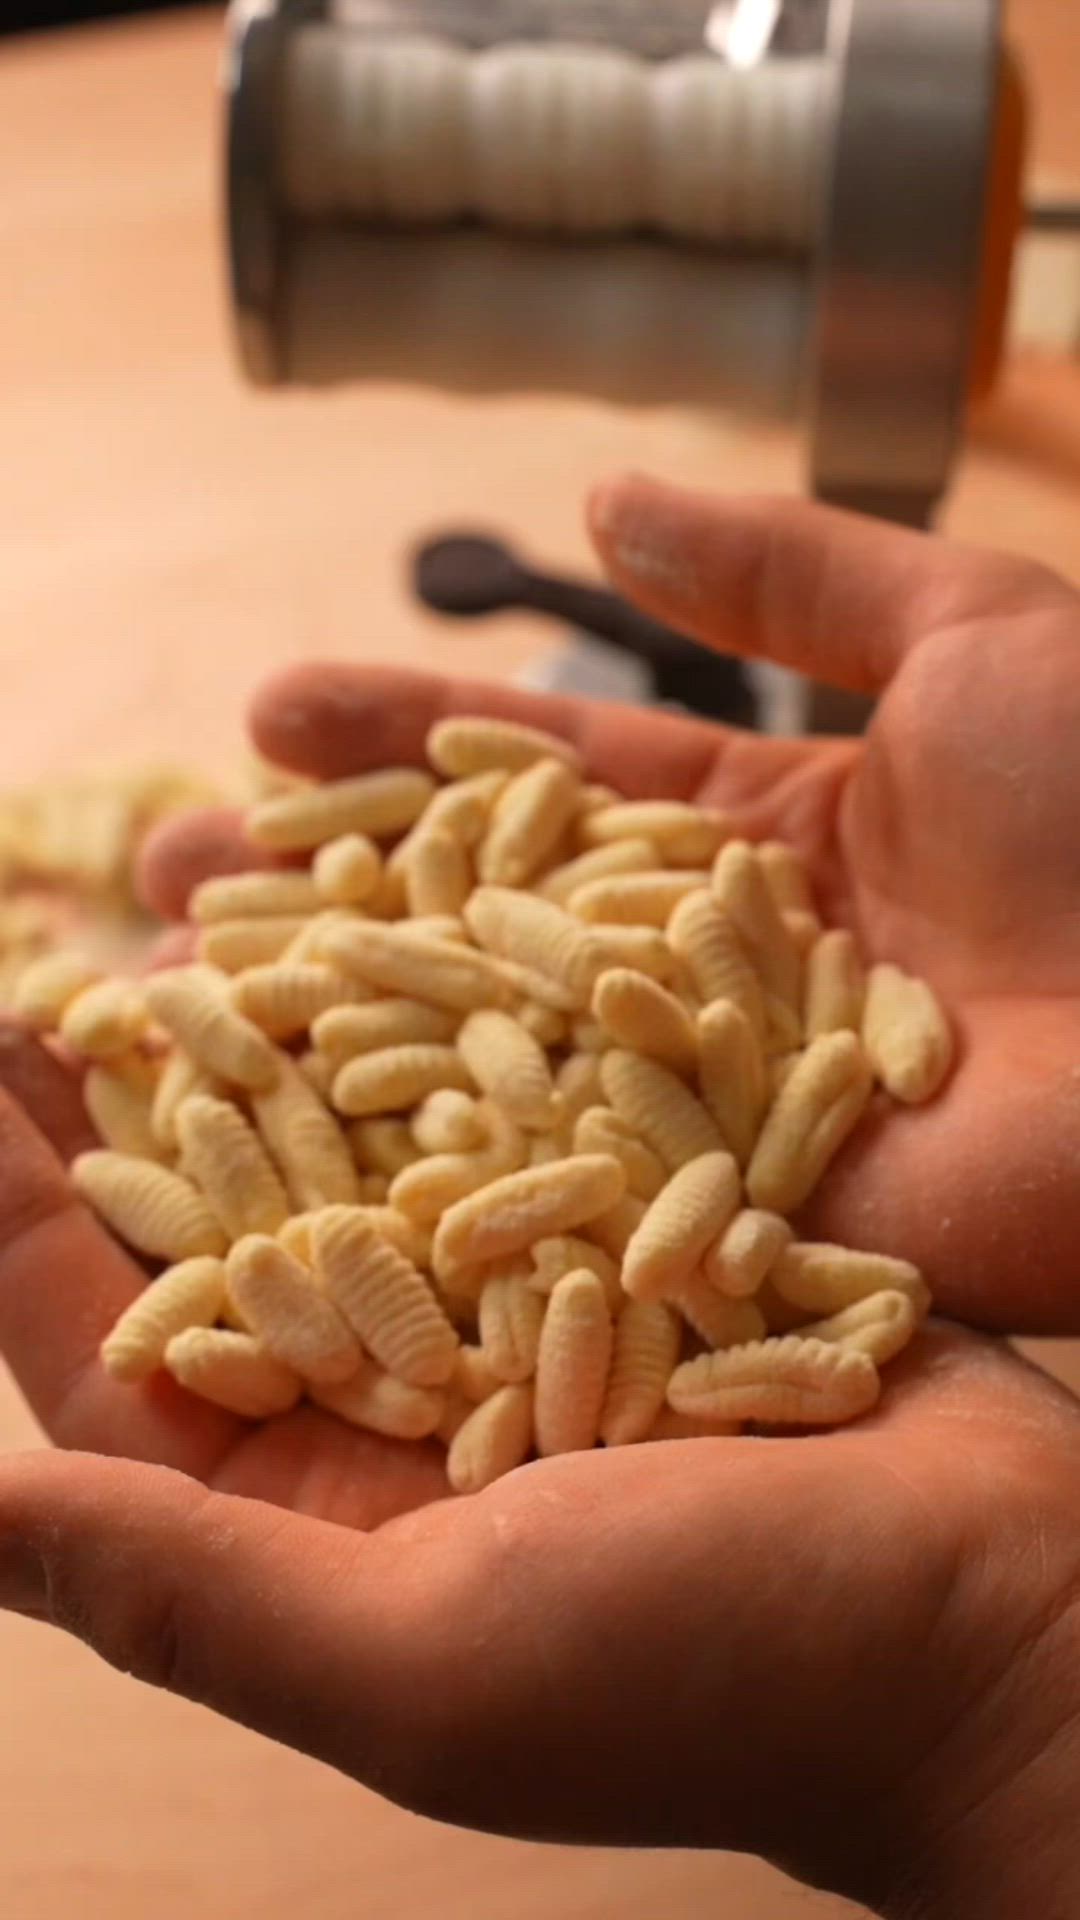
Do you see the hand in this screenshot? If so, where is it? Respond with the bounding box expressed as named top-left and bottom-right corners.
top-left (2, 485), bottom-right (1080, 1920)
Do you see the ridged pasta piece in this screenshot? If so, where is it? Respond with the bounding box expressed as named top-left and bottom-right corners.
top-left (573, 1107), bottom-right (667, 1201)
top-left (72, 1150), bottom-right (227, 1260)
top-left (278, 1204), bottom-right (432, 1271)
top-left (538, 837), bottom-right (658, 906)
top-left (226, 1234), bottom-right (360, 1384)
top-left (599, 1299), bottom-right (680, 1446)
top-left (165, 1327), bottom-right (301, 1418)
top-left (622, 1152), bottom-right (741, 1301)
top-left (230, 963), bottom-right (363, 1039)
top-left (282, 909), bottom-right (366, 966)
top-left (861, 963), bottom-right (953, 1104)
top-left (332, 1042), bottom-right (472, 1117)
top-left (464, 886), bottom-right (608, 1006)
top-left (312, 998), bottom-right (458, 1068)
top-left (447, 1383), bottom-right (535, 1493)
top-left (600, 1048), bottom-right (723, 1173)
top-left (591, 967), bottom-right (697, 1074)
top-left (191, 870), bottom-right (322, 922)
top-left (323, 918), bottom-right (510, 1011)
top-left (389, 1103), bottom-right (526, 1223)
top-left (311, 833), bottom-right (382, 905)
top-left (702, 1208), bottom-right (792, 1298)
top-left (712, 840), bottom-right (801, 1011)
top-left (60, 979), bottom-right (148, 1060)
top-left (783, 909), bottom-right (822, 957)
top-left (454, 1343), bottom-right (504, 1403)
top-left (668, 890), bottom-right (765, 1034)
top-left (11, 950), bottom-right (101, 1030)
top-left (248, 767), bottom-right (435, 850)
top-left (746, 1031), bottom-right (872, 1213)
top-left (669, 1273), bottom-right (767, 1351)
top-left (804, 929), bottom-right (865, 1039)
top-left (198, 917), bottom-right (311, 973)
top-left (457, 1008), bottom-right (558, 1129)
top-left (410, 1088), bottom-right (486, 1154)
top-left (144, 965), bottom-right (281, 1091)
top-left (528, 1234), bottom-right (624, 1315)
top-left (668, 1334), bottom-right (881, 1426)
top-left (589, 923), bottom-right (674, 982)
top-left (100, 1258), bottom-right (226, 1381)
top-left (84, 1056), bottom-right (163, 1161)
top-left (771, 1241), bottom-right (929, 1315)
top-left (580, 801), bottom-right (729, 866)
top-left (554, 1051), bottom-right (606, 1126)
top-left (514, 1000), bottom-right (568, 1047)
top-left (252, 1054), bottom-right (362, 1209)
top-left (311, 1364), bottom-right (445, 1439)
top-left (150, 1047), bottom-right (222, 1151)
top-left (479, 1271), bottom-right (546, 1382)
top-left (175, 1094), bottom-right (290, 1237)
top-left (388, 769), bottom-right (507, 882)
top-left (478, 756), bottom-right (581, 887)
top-left (569, 869), bottom-right (709, 926)
top-left (757, 840), bottom-right (815, 915)
top-left (427, 715), bottom-right (583, 779)
top-left (432, 1153), bottom-right (626, 1283)
top-left (798, 1289), bottom-right (919, 1365)
top-left (315, 1206), bottom-right (459, 1387)
top-left (403, 827), bottom-right (473, 916)
top-left (534, 1270), bottom-right (613, 1456)
top-left (696, 998), bottom-right (768, 1167)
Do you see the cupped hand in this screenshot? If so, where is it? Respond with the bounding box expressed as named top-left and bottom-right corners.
top-left (3, 483), bottom-right (1080, 1919)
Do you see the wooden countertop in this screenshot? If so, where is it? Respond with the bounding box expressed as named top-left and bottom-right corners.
top-left (1, 8), bottom-right (1078, 1918)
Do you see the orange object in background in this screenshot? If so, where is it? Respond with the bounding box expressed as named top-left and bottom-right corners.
top-left (969, 44), bottom-right (1028, 404)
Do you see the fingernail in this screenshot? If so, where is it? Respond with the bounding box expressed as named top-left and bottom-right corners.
top-left (0, 1535), bottom-right (47, 1617)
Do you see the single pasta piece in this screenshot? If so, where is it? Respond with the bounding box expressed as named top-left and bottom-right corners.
top-left (447, 1383), bottom-right (534, 1494)
top-left (100, 1257), bottom-right (226, 1381)
top-left (696, 999), bottom-right (768, 1167)
top-left (668, 891), bottom-right (765, 1035)
top-left (150, 1048), bottom-right (221, 1151)
top-left (432, 1154), bottom-right (626, 1283)
top-left (331, 1042), bottom-right (472, 1118)
top-left (226, 1234), bottom-right (360, 1384)
top-left (60, 979), bottom-right (147, 1060)
top-left (283, 909), bottom-right (366, 965)
top-left (703, 1208), bottom-right (792, 1298)
top-left (487, 957), bottom-right (581, 1015)
top-left (312, 998), bottom-right (458, 1069)
top-left (599, 1299), bottom-right (680, 1446)
top-left (315, 1207), bottom-right (459, 1387)
top-left (166, 1328), bottom-right (301, 1417)
top-left (861, 963), bottom-right (953, 1104)
top-left (426, 714), bottom-right (583, 779)
top-left (454, 1343), bottom-right (504, 1403)
top-left (580, 801), bottom-right (729, 866)
top-left (514, 999), bottom-right (567, 1048)
top-left (573, 1107), bottom-right (667, 1202)
top-left (479, 1271), bottom-right (546, 1383)
top-left (198, 917), bottom-right (311, 973)
top-left (403, 827), bottom-right (473, 917)
top-left (757, 840), bottom-right (815, 916)
top-left (528, 1234), bottom-right (623, 1315)
top-left (589, 923), bottom-right (674, 982)
top-left (622, 1152), bottom-right (741, 1301)
top-left (350, 1117), bottom-right (420, 1178)
top-left (190, 870), bottom-right (322, 923)
top-left (591, 967), bottom-right (697, 1075)
top-left (278, 1204), bottom-right (432, 1272)
top-left (457, 1008), bottom-right (557, 1129)
top-left (411, 1088), bottom-right (485, 1154)
top-left (11, 950), bottom-right (100, 1030)
top-left (771, 1241), bottom-right (929, 1315)
top-left (144, 966), bottom-right (280, 1091)
top-left (311, 1363), bottom-right (445, 1440)
top-left (538, 837), bottom-right (658, 907)
top-left (783, 909), bottom-right (823, 957)
top-left (799, 1289), bottom-right (919, 1365)
top-left (600, 1048), bottom-right (723, 1173)
top-left (805, 929), bottom-right (865, 1039)
top-left (712, 840), bottom-right (801, 1011)
top-left (746, 1031), bottom-right (873, 1213)
top-left (176, 1094), bottom-right (290, 1238)
top-left (252, 1054), bottom-right (362, 1209)
top-left (312, 833), bottom-right (383, 905)
top-left (248, 767), bottom-right (435, 850)
top-left (569, 869), bottom-right (709, 926)
top-left (323, 919), bottom-right (510, 1012)
top-left (230, 963), bottom-right (362, 1039)
top-left (84, 1057), bottom-right (163, 1161)
top-left (464, 887), bottom-right (607, 1006)
top-left (478, 756), bottom-right (581, 887)
top-left (670, 1273), bottom-right (767, 1351)
top-left (72, 1150), bottom-right (227, 1260)
top-left (668, 1334), bottom-right (881, 1426)
top-left (534, 1270), bottom-right (613, 1456)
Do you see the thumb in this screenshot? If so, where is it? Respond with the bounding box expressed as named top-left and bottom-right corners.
top-left (588, 474), bottom-right (1072, 695)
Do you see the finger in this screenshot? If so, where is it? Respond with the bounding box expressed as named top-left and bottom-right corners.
top-left (0, 1024), bottom-right (95, 1165)
top-left (137, 808), bottom-right (275, 922)
top-left (252, 661), bottom-right (753, 799)
top-left (588, 475), bottom-right (1074, 695)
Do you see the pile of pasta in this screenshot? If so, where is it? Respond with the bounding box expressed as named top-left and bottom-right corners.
top-left (15, 716), bottom-right (951, 1493)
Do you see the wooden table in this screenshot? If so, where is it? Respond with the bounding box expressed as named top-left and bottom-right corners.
top-left (1, 9), bottom-right (1078, 1918)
